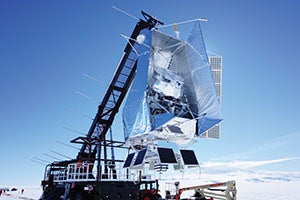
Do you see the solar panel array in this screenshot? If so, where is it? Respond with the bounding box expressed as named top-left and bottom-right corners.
top-left (180, 149), bottom-right (199, 165)
top-left (123, 148), bottom-right (199, 169)
top-left (133, 149), bottom-right (147, 166)
top-left (123, 152), bottom-right (135, 168)
top-left (157, 147), bottom-right (177, 164)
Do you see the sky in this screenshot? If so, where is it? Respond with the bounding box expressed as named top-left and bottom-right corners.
top-left (0, 0), bottom-right (300, 187)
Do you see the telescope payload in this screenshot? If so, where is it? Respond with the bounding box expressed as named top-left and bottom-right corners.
top-left (123, 21), bottom-right (222, 146)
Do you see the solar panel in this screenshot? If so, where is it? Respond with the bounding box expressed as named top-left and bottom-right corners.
top-left (157, 147), bottom-right (177, 164)
top-left (134, 149), bottom-right (147, 166)
top-left (123, 153), bottom-right (135, 168)
top-left (180, 149), bottom-right (199, 165)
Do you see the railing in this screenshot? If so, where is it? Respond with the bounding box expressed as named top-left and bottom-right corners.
top-left (66, 162), bottom-right (95, 182)
top-left (53, 162), bottom-right (139, 183)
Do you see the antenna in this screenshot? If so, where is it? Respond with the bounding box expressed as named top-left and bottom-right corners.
top-left (112, 6), bottom-right (139, 21)
top-left (83, 72), bottom-right (106, 86)
top-left (112, 6), bottom-right (164, 29)
top-left (30, 159), bottom-right (46, 166)
top-left (62, 126), bottom-right (87, 136)
top-left (43, 153), bottom-right (61, 161)
top-left (57, 140), bottom-right (80, 150)
top-left (74, 90), bottom-right (99, 103)
top-left (69, 108), bottom-right (93, 120)
top-left (120, 34), bottom-right (140, 56)
top-left (157, 18), bottom-right (207, 29)
top-left (51, 150), bottom-right (73, 160)
top-left (120, 33), bottom-right (151, 48)
top-left (32, 157), bottom-right (49, 164)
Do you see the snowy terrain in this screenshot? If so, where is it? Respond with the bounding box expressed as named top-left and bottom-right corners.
top-left (0, 186), bottom-right (42, 200)
top-left (202, 170), bottom-right (300, 199)
top-left (1, 170), bottom-right (299, 199)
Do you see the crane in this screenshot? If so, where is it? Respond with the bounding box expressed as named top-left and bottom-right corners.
top-left (40, 11), bottom-right (164, 200)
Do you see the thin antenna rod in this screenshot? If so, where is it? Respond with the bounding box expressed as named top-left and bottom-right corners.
top-left (57, 140), bottom-right (80, 150)
top-left (69, 108), bottom-right (93, 120)
top-left (43, 153), bottom-right (61, 161)
top-left (83, 73), bottom-right (106, 86)
top-left (74, 90), bottom-right (98, 103)
top-left (158, 18), bottom-right (208, 29)
top-left (112, 6), bottom-right (139, 21)
top-left (62, 126), bottom-right (87, 136)
top-left (120, 34), bottom-right (139, 56)
top-left (51, 150), bottom-right (73, 160)
top-left (32, 157), bottom-right (49, 164)
top-left (120, 33), bottom-right (151, 49)
top-left (30, 159), bottom-right (46, 166)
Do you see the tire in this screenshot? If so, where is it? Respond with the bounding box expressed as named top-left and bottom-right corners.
top-left (143, 193), bottom-right (156, 200)
top-left (154, 194), bottom-right (162, 200)
top-left (74, 192), bottom-right (83, 200)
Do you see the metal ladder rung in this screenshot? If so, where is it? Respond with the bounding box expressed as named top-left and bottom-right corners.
top-left (123, 65), bottom-right (134, 70)
top-left (107, 102), bottom-right (116, 108)
top-left (127, 57), bottom-right (136, 62)
top-left (108, 99), bottom-right (116, 104)
top-left (103, 106), bottom-right (113, 110)
top-left (124, 61), bottom-right (135, 68)
top-left (116, 80), bottom-right (125, 85)
top-left (120, 72), bottom-right (130, 77)
top-left (98, 118), bottom-right (110, 124)
top-left (112, 85), bottom-right (124, 91)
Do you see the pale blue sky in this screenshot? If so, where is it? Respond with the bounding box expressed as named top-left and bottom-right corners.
top-left (0, 0), bottom-right (299, 185)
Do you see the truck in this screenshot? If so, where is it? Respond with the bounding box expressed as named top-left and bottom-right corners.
top-left (40, 11), bottom-right (164, 200)
top-left (39, 10), bottom-right (235, 200)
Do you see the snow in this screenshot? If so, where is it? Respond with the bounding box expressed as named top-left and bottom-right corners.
top-left (157, 170), bottom-right (300, 199)
top-left (0, 186), bottom-right (42, 200)
top-left (1, 170), bottom-right (299, 199)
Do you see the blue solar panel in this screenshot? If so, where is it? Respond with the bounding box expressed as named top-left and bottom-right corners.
top-left (157, 147), bottom-right (177, 164)
top-left (134, 149), bottom-right (147, 166)
top-left (180, 149), bottom-right (199, 165)
top-left (123, 153), bottom-right (135, 168)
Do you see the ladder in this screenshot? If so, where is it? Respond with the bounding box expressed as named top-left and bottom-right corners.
top-left (71, 12), bottom-right (164, 157)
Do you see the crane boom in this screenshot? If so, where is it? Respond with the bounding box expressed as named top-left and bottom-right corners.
top-left (176, 181), bottom-right (237, 200)
top-left (70, 11), bottom-right (163, 158)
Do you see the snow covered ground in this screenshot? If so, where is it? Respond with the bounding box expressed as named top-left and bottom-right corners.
top-left (157, 169), bottom-right (300, 199)
top-left (1, 170), bottom-right (299, 199)
top-left (202, 170), bottom-right (300, 200)
top-left (0, 186), bottom-right (42, 200)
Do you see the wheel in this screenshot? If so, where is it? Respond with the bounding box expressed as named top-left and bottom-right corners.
top-left (144, 193), bottom-right (162, 200)
top-left (74, 192), bottom-right (83, 200)
top-left (154, 194), bottom-right (162, 200)
top-left (143, 193), bottom-right (155, 200)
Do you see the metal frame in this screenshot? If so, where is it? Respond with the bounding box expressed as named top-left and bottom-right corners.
top-left (41, 11), bottom-right (165, 200)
